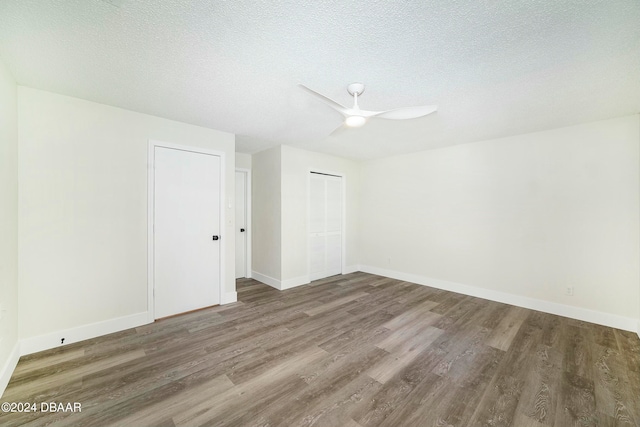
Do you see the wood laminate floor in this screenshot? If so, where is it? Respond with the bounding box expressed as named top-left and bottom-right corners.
top-left (1, 272), bottom-right (639, 426)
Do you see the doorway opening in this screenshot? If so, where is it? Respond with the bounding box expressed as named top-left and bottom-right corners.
top-left (235, 168), bottom-right (251, 279)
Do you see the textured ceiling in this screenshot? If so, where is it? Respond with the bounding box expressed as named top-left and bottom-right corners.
top-left (0, 0), bottom-right (638, 159)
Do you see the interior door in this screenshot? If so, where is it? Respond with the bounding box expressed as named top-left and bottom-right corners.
top-left (235, 170), bottom-right (247, 278)
top-left (309, 172), bottom-right (342, 281)
top-left (154, 146), bottom-right (221, 319)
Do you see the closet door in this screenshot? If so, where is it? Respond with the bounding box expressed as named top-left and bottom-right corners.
top-left (309, 173), bottom-right (342, 281)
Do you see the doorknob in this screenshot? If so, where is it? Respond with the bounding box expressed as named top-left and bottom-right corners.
top-left (240, 228), bottom-right (245, 232)
top-left (212, 235), bottom-right (220, 241)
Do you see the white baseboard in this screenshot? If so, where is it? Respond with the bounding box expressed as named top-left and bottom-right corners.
top-left (222, 291), bottom-right (238, 304)
top-left (343, 265), bottom-right (360, 274)
top-left (0, 341), bottom-right (20, 398)
top-left (359, 265), bottom-right (638, 333)
top-left (251, 271), bottom-right (309, 290)
top-left (281, 275), bottom-right (309, 290)
top-left (637, 320), bottom-right (640, 340)
top-left (251, 271), bottom-right (281, 290)
top-left (20, 312), bottom-right (151, 356)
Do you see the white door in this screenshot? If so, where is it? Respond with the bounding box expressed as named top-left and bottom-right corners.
top-left (235, 170), bottom-right (247, 278)
top-left (154, 146), bottom-right (221, 319)
top-left (309, 173), bottom-right (342, 281)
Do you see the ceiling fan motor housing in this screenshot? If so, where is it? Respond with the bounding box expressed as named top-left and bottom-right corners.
top-left (347, 83), bottom-right (365, 96)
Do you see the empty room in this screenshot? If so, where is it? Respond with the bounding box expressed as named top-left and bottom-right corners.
top-left (0, 1), bottom-right (639, 426)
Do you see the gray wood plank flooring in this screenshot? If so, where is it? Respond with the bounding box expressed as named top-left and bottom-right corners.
top-left (1, 272), bottom-right (639, 426)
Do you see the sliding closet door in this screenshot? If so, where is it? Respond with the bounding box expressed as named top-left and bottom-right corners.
top-left (309, 172), bottom-right (342, 281)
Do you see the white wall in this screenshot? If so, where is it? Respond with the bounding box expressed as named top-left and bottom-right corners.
top-left (281, 145), bottom-right (360, 286)
top-left (359, 115), bottom-right (640, 331)
top-left (235, 152), bottom-right (252, 170)
top-left (250, 145), bottom-right (360, 289)
top-left (0, 56), bottom-right (19, 395)
top-left (251, 146), bottom-right (281, 283)
top-left (18, 87), bottom-right (235, 349)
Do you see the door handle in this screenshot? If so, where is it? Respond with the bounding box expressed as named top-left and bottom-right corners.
top-left (240, 228), bottom-right (245, 232)
top-left (212, 235), bottom-right (220, 241)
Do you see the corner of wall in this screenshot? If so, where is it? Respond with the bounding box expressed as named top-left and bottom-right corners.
top-left (0, 54), bottom-right (20, 399)
top-left (250, 146), bottom-right (282, 281)
top-left (281, 275), bottom-right (310, 290)
top-left (0, 342), bottom-right (20, 398)
top-left (250, 271), bottom-right (309, 291)
top-left (343, 265), bottom-right (361, 275)
top-left (222, 291), bottom-right (238, 304)
top-left (251, 271), bottom-right (282, 290)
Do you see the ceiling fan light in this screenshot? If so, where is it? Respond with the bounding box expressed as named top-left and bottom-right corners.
top-left (345, 115), bottom-right (366, 127)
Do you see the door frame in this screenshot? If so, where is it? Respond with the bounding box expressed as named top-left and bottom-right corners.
top-left (307, 169), bottom-right (347, 280)
top-left (235, 168), bottom-right (252, 278)
top-left (147, 140), bottom-right (226, 321)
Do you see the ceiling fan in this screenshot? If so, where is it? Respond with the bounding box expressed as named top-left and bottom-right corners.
top-left (299, 83), bottom-right (437, 129)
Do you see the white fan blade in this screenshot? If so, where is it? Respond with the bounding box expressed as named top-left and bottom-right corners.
top-left (329, 123), bottom-right (349, 137)
top-left (374, 105), bottom-right (438, 120)
top-left (298, 84), bottom-right (349, 116)
top-left (349, 109), bottom-right (379, 118)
